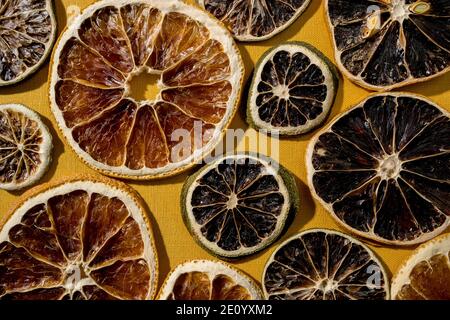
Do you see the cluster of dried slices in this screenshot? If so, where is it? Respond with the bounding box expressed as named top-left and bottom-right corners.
top-left (326, 0), bottom-right (450, 91)
top-left (0, 176), bottom-right (158, 300)
top-left (49, 0), bottom-right (244, 179)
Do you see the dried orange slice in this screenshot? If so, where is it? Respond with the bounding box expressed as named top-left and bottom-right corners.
top-left (0, 0), bottom-right (56, 86)
top-left (306, 93), bottom-right (450, 245)
top-left (0, 104), bottom-right (52, 191)
top-left (158, 260), bottom-right (263, 300)
top-left (326, 0), bottom-right (450, 91)
top-left (49, 0), bottom-right (244, 179)
top-left (0, 176), bottom-right (158, 300)
top-left (198, 0), bottom-right (312, 41)
top-left (263, 229), bottom-right (389, 300)
top-left (392, 233), bottom-right (450, 300)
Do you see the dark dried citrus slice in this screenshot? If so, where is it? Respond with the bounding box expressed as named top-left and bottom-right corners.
top-left (0, 104), bottom-right (52, 190)
top-left (158, 260), bottom-right (263, 300)
top-left (181, 153), bottom-right (299, 258)
top-left (392, 233), bottom-right (450, 300)
top-left (0, 176), bottom-right (158, 300)
top-left (0, 0), bottom-right (56, 86)
top-left (306, 93), bottom-right (450, 245)
top-left (198, 0), bottom-right (311, 41)
top-left (247, 42), bottom-right (339, 135)
top-left (326, 0), bottom-right (450, 91)
top-left (263, 229), bottom-right (389, 300)
top-left (49, 0), bottom-right (243, 179)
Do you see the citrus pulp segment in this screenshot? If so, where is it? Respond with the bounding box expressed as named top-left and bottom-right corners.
top-left (197, 0), bottom-right (312, 41)
top-left (158, 260), bottom-right (263, 300)
top-left (182, 153), bottom-right (299, 259)
top-left (263, 229), bottom-right (389, 300)
top-left (0, 0), bottom-right (56, 86)
top-left (306, 93), bottom-right (450, 245)
top-left (247, 42), bottom-right (339, 136)
top-left (326, 0), bottom-right (450, 91)
top-left (0, 104), bottom-right (52, 190)
top-left (0, 176), bottom-right (158, 300)
top-left (49, 0), bottom-right (244, 179)
top-left (392, 233), bottom-right (450, 300)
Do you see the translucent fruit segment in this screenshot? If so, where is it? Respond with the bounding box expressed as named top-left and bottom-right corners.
top-left (78, 6), bottom-right (134, 73)
top-left (170, 271), bottom-right (211, 300)
top-left (2, 287), bottom-right (65, 300)
top-left (0, 10), bottom-right (53, 42)
top-left (82, 285), bottom-right (118, 300)
top-left (211, 274), bottom-right (251, 300)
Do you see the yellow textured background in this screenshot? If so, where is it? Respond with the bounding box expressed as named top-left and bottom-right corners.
top-left (1, 0), bottom-right (449, 294)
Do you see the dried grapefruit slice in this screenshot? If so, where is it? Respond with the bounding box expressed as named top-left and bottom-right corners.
top-left (326, 0), bottom-right (450, 91)
top-left (158, 260), bottom-right (263, 300)
top-left (0, 0), bottom-right (56, 86)
top-left (0, 104), bottom-right (52, 190)
top-left (263, 229), bottom-right (389, 300)
top-left (247, 42), bottom-right (339, 135)
top-left (392, 233), bottom-right (450, 300)
top-left (0, 176), bottom-right (158, 300)
top-left (49, 0), bottom-right (243, 179)
top-left (198, 0), bottom-right (311, 41)
top-left (181, 153), bottom-right (299, 258)
top-left (306, 93), bottom-right (450, 245)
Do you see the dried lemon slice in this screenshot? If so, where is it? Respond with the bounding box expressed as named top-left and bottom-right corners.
top-left (326, 0), bottom-right (450, 91)
top-left (0, 176), bottom-right (158, 300)
top-left (158, 260), bottom-right (263, 300)
top-left (247, 42), bottom-right (339, 135)
top-left (198, 0), bottom-right (312, 41)
top-left (392, 233), bottom-right (450, 300)
top-left (49, 0), bottom-right (244, 179)
top-left (0, 0), bottom-right (56, 86)
top-left (306, 93), bottom-right (450, 245)
top-left (263, 229), bottom-right (389, 300)
top-left (0, 104), bottom-right (52, 190)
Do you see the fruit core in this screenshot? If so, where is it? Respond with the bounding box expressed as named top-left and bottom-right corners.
top-left (64, 263), bottom-right (90, 293)
top-left (273, 85), bottom-right (291, 100)
top-left (126, 68), bottom-right (162, 102)
top-left (379, 154), bottom-right (401, 179)
top-left (317, 278), bottom-right (339, 293)
top-left (389, 0), bottom-right (431, 21)
top-left (227, 193), bottom-right (238, 209)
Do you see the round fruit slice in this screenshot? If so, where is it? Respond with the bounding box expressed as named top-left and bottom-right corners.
top-left (326, 0), bottom-right (450, 91)
top-left (0, 176), bottom-right (158, 300)
top-left (181, 153), bottom-right (299, 258)
top-left (49, 0), bottom-right (244, 180)
top-left (0, 0), bottom-right (56, 86)
top-left (247, 42), bottom-right (339, 135)
top-left (306, 93), bottom-right (450, 245)
top-left (392, 233), bottom-right (450, 300)
top-left (0, 104), bottom-right (52, 191)
top-left (198, 0), bottom-right (311, 41)
top-left (263, 229), bottom-right (389, 300)
top-left (158, 260), bottom-right (263, 300)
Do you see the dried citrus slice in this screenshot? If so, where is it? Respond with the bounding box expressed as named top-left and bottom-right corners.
top-left (392, 233), bottom-right (450, 300)
top-left (326, 0), bottom-right (450, 91)
top-left (181, 153), bottom-right (299, 258)
top-left (0, 0), bottom-right (56, 86)
top-left (0, 176), bottom-right (158, 300)
top-left (306, 93), bottom-right (450, 245)
top-left (158, 260), bottom-right (263, 300)
top-left (0, 104), bottom-right (52, 190)
top-left (247, 42), bottom-right (339, 135)
top-left (49, 0), bottom-right (243, 179)
top-left (198, 0), bottom-right (312, 41)
top-left (263, 229), bottom-right (389, 300)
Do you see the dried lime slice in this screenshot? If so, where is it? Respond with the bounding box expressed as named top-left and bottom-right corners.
top-left (0, 104), bottom-right (52, 190)
top-left (247, 42), bottom-right (339, 136)
top-left (263, 229), bottom-right (389, 300)
top-left (0, 0), bottom-right (56, 86)
top-left (181, 153), bottom-right (299, 259)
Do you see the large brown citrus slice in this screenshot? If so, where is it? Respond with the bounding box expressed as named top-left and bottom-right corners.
top-left (392, 233), bottom-right (450, 300)
top-left (326, 0), bottom-right (450, 91)
top-left (158, 260), bottom-right (263, 300)
top-left (198, 0), bottom-right (312, 41)
top-left (49, 0), bottom-right (243, 179)
top-left (0, 104), bottom-right (52, 190)
top-left (0, 176), bottom-right (158, 300)
top-left (263, 229), bottom-right (389, 300)
top-left (306, 93), bottom-right (450, 245)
